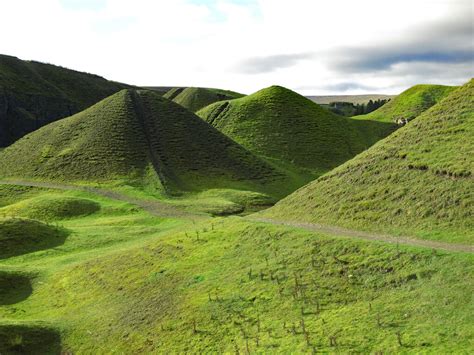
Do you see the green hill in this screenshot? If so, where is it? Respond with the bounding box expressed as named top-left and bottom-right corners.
top-left (163, 87), bottom-right (244, 112)
top-left (0, 54), bottom-right (130, 147)
top-left (262, 80), bottom-right (474, 243)
top-left (0, 89), bottom-right (291, 197)
top-left (197, 85), bottom-right (396, 177)
top-left (355, 84), bottom-right (457, 123)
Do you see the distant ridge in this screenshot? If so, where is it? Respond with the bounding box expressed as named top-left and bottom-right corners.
top-left (307, 94), bottom-right (394, 105)
top-left (0, 54), bottom-right (130, 147)
top-left (163, 87), bottom-right (244, 112)
top-left (0, 89), bottom-right (290, 196)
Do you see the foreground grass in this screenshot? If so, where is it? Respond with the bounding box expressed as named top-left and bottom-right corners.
top-left (0, 186), bottom-right (472, 353)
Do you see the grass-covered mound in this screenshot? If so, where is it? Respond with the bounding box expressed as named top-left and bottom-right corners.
top-left (163, 87), bottom-right (244, 112)
top-left (20, 219), bottom-right (473, 353)
top-left (0, 324), bottom-right (61, 354)
top-left (0, 218), bottom-right (68, 259)
top-left (356, 84), bottom-right (457, 123)
top-left (0, 195), bottom-right (100, 221)
top-left (0, 272), bottom-right (32, 305)
top-left (0, 54), bottom-right (130, 147)
top-left (198, 85), bottom-right (395, 177)
top-left (263, 80), bottom-right (474, 243)
top-left (0, 89), bottom-right (291, 197)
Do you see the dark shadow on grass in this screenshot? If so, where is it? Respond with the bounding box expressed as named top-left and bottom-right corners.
top-left (0, 272), bottom-right (33, 305)
top-left (0, 324), bottom-right (61, 354)
top-left (0, 218), bottom-right (69, 260)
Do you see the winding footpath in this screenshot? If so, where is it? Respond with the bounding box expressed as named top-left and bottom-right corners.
top-left (1, 180), bottom-right (471, 253)
top-left (250, 218), bottom-right (473, 253)
top-left (0, 180), bottom-right (200, 219)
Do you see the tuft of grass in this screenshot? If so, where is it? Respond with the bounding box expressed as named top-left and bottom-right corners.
top-left (0, 54), bottom-right (130, 147)
top-left (197, 85), bottom-right (396, 179)
top-left (163, 87), bottom-right (244, 112)
top-left (355, 84), bottom-right (457, 123)
top-left (263, 79), bottom-right (474, 243)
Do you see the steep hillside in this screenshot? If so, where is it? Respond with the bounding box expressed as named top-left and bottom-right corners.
top-left (164, 87), bottom-right (244, 112)
top-left (0, 89), bottom-right (290, 196)
top-left (263, 80), bottom-right (474, 243)
top-left (355, 84), bottom-right (457, 123)
top-left (0, 54), bottom-right (130, 147)
top-left (198, 85), bottom-right (395, 177)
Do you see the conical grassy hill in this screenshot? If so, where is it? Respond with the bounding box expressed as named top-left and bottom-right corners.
top-left (355, 84), bottom-right (457, 123)
top-left (0, 90), bottom-right (289, 196)
top-left (197, 85), bottom-right (396, 177)
top-left (164, 87), bottom-right (244, 112)
top-left (262, 80), bottom-right (474, 243)
top-left (0, 54), bottom-right (130, 147)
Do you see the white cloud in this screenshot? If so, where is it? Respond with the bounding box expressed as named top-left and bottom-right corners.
top-left (0, 0), bottom-right (471, 95)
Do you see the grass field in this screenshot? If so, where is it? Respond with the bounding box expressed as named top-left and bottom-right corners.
top-left (264, 80), bottom-right (474, 244)
top-left (0, 183), bottom-right (472, 353)
top-left (0, 74), bottom-right (472, 353)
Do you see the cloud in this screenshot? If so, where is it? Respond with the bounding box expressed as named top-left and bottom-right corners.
top-left (329, 12), bottom-right (474, 74)
top-left (0, 0), bottom-right (471, 95)
top-left (234, 52), bottom-right (315, 74)
top-left (321, 82), bottom-right (378, 92)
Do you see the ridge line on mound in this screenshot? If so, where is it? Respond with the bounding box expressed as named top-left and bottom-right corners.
top-left (249, 217), bottom-right (473, 253)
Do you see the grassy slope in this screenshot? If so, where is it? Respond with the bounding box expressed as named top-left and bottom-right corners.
top-left (0, 186), bottom-right (472, 353)
top-left (355, 84), bottom-right (457, 122)
top-left (263, 80), bottom-right (474, 244)
top-left (198, 85), bottom-right (396, 179)
top-left (0, 89), bottom-right (295, 199)
top-left (164, 87), bottom-right (244, 112)
top-left (0, 54), bottom-right (130, 147)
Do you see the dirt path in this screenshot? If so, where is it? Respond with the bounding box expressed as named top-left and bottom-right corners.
top-left (0, 180), bottom-right (202, 219)
top-left (2, 180), bottom-right (471, 253)
top-left (250, 217), bottom-right (473, 253)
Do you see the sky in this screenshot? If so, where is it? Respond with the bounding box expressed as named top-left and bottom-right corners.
top-left (0, 0), bottom-right (472, 95)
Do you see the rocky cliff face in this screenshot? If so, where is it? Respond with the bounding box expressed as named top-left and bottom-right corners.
top-left (0, 89), bottom-right (75, 146)
top-left (0, 54), bottom-right (130, 147)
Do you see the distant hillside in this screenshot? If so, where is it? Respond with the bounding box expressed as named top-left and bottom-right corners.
top-left (308, 94), bottom-right (394, 105)
top-left (198, 85), bottom-right (396, 178)
top-left (0, 54), bottom-right (131, 147)
top-left (0, 89), bottom-right (291, 197)
top-left (263, 80), bottom-right (474, 243)
top-left (355, 84), bottom-right (457, 123)
top-left (142, 86), bottom-right (181, 95)
top-left (163, 87), bottom-right (244, 112)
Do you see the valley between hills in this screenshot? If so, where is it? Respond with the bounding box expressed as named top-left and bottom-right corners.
top-left (0, 54), bottom-right (472, 353)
